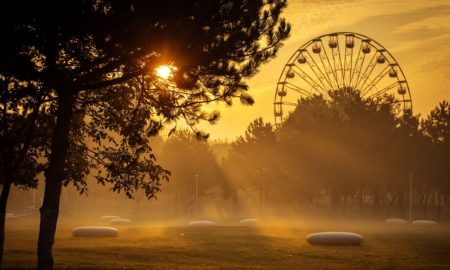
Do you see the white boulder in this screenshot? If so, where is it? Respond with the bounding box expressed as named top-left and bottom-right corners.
top-left (110, 218), bottom-right (132, 225)
top-left (100, 215), bottom-right (121, 221)
top-left (412, 220), bottom-right (437, 226)
top-left (385, 218), bottom-right (409, 224)
top-left (306, 232), bottom-right (363, 246)
top-left (72, 226), bottom-right (119, 237)
top-left (6, 213), bottom-right (17, 220)
top-left (187, 220), bottom-right (217, 227)
top-left (23, 205), bottom-right (38, 215)
top-left (239, 218), bottom-right (260, 226)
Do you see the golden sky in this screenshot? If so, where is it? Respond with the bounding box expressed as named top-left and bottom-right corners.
top-left (199, 0), bottom-right (450, 141)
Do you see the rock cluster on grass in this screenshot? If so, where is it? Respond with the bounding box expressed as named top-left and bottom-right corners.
top-left (383, 218), bottom-right (438, 226)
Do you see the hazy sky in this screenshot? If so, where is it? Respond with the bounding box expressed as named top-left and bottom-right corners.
top-left (198, 0), bottom-right (450, 141)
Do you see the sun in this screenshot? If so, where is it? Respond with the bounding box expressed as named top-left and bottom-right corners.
top-left (155, 65), bottom-right (175, 80)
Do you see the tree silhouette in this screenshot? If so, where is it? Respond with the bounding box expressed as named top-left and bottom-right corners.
top-left (278, 89), bottom-right (412, 214)
top-left (0, 74), bottom-right (172, 268)
top-left (224, 89), bottom-right (434, 217)
top-left (0, 78), bottom-right (48, 265)
top-left (159, 130), bottom-right (225, 217)
top-left (421, 101), bottom-right (450, 217)
top-left (1, 1), bottom-right (290, 268)
top-left (224, 118), bottom-right (280, 212)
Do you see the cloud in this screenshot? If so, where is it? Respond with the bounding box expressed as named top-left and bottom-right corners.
top-left (394, 14), bottom-right (450, 33)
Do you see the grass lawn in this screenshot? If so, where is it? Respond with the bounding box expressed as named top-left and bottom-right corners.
top-left (4, 217), bottom-right (450, 269)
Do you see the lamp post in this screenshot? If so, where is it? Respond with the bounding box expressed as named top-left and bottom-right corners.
top-left (195, 174), bottom-right (198, 214)
top-left (409, 173), bottom-right (413, 222)
top-left (407, 121), bottom-right (414, 222)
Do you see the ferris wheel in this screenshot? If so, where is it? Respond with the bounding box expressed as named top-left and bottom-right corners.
top-left (274, 32), bottom-right (412, 125)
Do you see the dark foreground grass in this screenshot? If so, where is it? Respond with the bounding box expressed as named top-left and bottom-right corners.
top-left (4, 218), bottom-right (450, 269)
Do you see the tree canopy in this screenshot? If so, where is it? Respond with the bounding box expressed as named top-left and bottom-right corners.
top-left (159, 130), bottom-right (226, 216)
top-left (1, 1), bottom-right (291, 268)
top-left (223, 89), bottom-right (450, 219)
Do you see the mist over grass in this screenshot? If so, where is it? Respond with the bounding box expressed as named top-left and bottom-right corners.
top-left (4, 89), bottom-right (450, 268)
top-left (5, 216), bottom-right (450, 269)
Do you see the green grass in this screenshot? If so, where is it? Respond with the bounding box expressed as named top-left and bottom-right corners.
top-left (4, 218), bottom-right (450, 269)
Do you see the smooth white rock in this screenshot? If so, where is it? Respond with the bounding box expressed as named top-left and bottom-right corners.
top-left (239, 219), bottom-right (260, 226)
top-left (23, 205), bottom-right (38, 215)
top-left (412, 220), bottom-right (437, 226)
top-left (187, 220), bottom-right (217, 227)
top-left (306, 232), bottom-right (363, 246)
top-left (100, 215), bottom-right (121, 221)
top-left (110, 218), bottom-right (132, 225)
top-left (6, 213), bottom-right (16, 219)
top-left (72, 226), bottom-right (119, 237)
top-left (385, 218), bottom-right (409, 224)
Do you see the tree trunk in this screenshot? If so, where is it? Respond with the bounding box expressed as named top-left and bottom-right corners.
top-left (173, 192), bottom-right (178, 218)
top-left (423, 192), bottom-right (429, 218)
top-left (259, 186), bottom-right (263, 212)
top-left (37, 91), bottom-right (75, 270)
top-left (0, 181), bottom-right (12, 268)
top-left (331, 191), bottom-right (340, 209)
top-left (134, 199), bottom-right (141, 220)
top-left (372, 189), bottom-right (378, 216)
top-left (358, 191), bottom-right (363, 207)
top-left (398, 192), bottom-right (404, 216)
top-left (437, 193), bottom-right (443, 221)
top-left (264, 187), bottom-right (269, 205)
top-left (232, 189), bottom-right (238, 219)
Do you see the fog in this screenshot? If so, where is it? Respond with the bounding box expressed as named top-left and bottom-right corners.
top-left (7, 91), bottom-right (450, 230)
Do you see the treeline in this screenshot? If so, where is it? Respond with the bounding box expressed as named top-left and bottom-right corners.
top-left (6, 89), bottom-right (450, 221)
top-left (132, 88), bottom-right (450, 220)
top-left (223, 89), bottom-right (450, 220)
